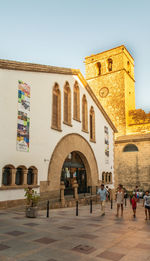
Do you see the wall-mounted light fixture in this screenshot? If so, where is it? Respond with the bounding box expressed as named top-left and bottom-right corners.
top-left (44, 158), bottom-right (49, 162)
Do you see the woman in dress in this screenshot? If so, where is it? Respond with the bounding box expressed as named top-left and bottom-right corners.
top-left (116, 184), bottom-right (124, 217)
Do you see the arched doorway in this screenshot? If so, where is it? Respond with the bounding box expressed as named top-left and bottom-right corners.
top-left (61, 151), bottom-right (87, 195)
top-left (45, 134), bottom-right (99, 195)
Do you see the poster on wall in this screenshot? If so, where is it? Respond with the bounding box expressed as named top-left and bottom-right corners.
top-left (104, 126), bottom-right (109, 164)
top-left (17, 80), bottom-right (30, 152)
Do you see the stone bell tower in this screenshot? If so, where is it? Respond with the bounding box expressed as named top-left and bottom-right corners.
top-left (84, 45), bottom-right (136, 136)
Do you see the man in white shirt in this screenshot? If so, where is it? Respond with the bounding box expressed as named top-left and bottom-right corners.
top-left (97, 184), bottom-right (108, 216)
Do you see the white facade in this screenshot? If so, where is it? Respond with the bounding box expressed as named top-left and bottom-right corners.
top-left (0, 61), bottom-right (116, 203)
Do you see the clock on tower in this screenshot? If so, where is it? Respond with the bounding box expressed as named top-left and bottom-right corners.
top-left (99, 87), bottom-right (109, 98)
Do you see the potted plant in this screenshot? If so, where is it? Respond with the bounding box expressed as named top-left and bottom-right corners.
top-left (24, 188), bottom-right (40, 218)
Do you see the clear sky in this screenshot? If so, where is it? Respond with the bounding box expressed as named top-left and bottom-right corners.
top-left (0, 0), bottom-right (150, 111)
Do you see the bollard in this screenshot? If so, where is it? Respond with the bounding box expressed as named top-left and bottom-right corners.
top-left (125, 198), bottom-right (127, 207)
top-left (47, 200), bottom-right (49, 218)
top-left (84, 187), bottom-right (86, 198)
top-left (76, 200), bottom-right (78, 216)
top-left (96, 186), bottom-right (98, 202)
top-left (96, 186), bottom-right (98, 193)
top-left (90, 199), bottom-right (92, 213)
top-left (111, 199), bottom-right (113, 209)
top-left (91, 186), bottom-right (92, 195)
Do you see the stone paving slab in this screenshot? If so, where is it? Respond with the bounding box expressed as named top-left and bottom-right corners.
top-left (0, 200), bottom-right (150, 260)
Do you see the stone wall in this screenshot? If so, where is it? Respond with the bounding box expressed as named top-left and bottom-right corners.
top-left (115, 134), bottom-right (150, 190)
top-left (87, 71), bottom-right (126, 136)
top-left (85, 45), bottom-right (135, 137)
top-left (127, 109), bottom-right (150, 134)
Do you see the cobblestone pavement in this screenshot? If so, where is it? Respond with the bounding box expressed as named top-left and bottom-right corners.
top-left (0, 199), bottom-right (150, 261)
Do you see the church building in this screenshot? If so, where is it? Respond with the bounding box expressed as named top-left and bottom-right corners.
top-left (0, 59), bottom-right (116, 208)
top-left (85, 45), bottom-right (150, 191)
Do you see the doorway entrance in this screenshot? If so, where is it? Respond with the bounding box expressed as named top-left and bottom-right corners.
top-left (61, 151), bottom-right (87, 195)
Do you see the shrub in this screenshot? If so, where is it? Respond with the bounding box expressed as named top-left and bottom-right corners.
top-left (24, 188), bottom-right (40, 207)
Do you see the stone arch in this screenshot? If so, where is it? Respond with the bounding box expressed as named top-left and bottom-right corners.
top-left (48, 133), bottom-right (99, 191)
top-left (29, 165), bottom-right (38, 170)
top-left (16, 165), bottom-right (27, 170)
top-left (3, 164), bottom-right (15, 169)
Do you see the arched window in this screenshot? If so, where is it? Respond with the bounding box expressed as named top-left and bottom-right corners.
top-left (73, 81), bottom-right (80, 121)
top-left (28, 166), bottom-right (38, 185)
top-left (2, 165), bottom-right (14, 186)
top-left (52, 83), bottom-right (61, 130)
top-left (123, 144), bottom-right (138, 152)
top-left (108, 172), bottom-right (112, 183)
top-left (102, 172), bottom-right (104, 183)
top-left (82, 95), bottom-right (88, 132)
top-left (96, 62), bottom-right (101, 76)
top-left (105, 172), bottom-right (108, 183)
top-left (64, 82), bottom-right (71, 125)
top-left (90, 106), bottom-right (95, 142)
top-left (108, 58), bottom-right (113, 71)
top-left (15, 166), bottom-right (26, 185)
top-left (27, 168), bottom-right (34, 185)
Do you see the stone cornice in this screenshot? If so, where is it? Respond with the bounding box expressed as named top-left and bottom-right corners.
top-left (86, 68), bottom-right (135, 82)
top-left (85, 51), bottom-right (134, 67)
top-left (85, 45), bottom-right (134, 62)
top-left (0, 58), bottom-right (117, 133)
top-left (115, 134), bottom-right (150, 144)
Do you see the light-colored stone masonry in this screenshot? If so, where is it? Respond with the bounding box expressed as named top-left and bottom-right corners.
top-left (115, 134), bottom-right (150, 190)
top-left (85, 45), bottom-right (150, 190)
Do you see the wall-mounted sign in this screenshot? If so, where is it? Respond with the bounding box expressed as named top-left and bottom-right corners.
top-left (17, 80), bottom-right (30, 152)
top-left (104, 126), bottom-right (109, 164)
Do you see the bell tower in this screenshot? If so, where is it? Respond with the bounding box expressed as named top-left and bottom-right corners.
top-left (84, 45), bottom-right (135, 136)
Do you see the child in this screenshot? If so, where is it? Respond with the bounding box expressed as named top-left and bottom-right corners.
top-left (143, 191), bottom-right (150, 220)
top-left (131, 194), bottom-right (137, 218)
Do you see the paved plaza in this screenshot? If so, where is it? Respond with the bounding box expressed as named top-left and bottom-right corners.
top-left (0, 200), bottom-right (150, 261)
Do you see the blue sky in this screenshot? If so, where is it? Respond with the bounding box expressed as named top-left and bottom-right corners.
top-left (0, 0), bottom-right (150, 111)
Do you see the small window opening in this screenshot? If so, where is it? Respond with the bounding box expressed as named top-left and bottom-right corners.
top-left (108, 58), bottom-right (113, 71)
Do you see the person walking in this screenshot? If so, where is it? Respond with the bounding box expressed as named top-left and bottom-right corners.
top-left (131, 194), bottom-right (137, 218)
top-left (115, 184), bottom-right (124, 217)
top-left (97, 184), bottom-right (108, 216)
top-left (106, 186), bottom-right (110, 200)
top-left (143, 191), bottom-right (150, 220)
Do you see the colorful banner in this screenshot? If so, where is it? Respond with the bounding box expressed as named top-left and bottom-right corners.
top-left (17, 80), bottom-right (30, 152)
top-left (104, 126), bottom-right (109, 163)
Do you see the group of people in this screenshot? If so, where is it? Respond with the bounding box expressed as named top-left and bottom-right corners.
top-left (97, 183), bottom-right (150, 220)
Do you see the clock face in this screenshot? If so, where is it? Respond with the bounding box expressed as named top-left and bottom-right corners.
top-left (99, 87), bottom-right (109, 98)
